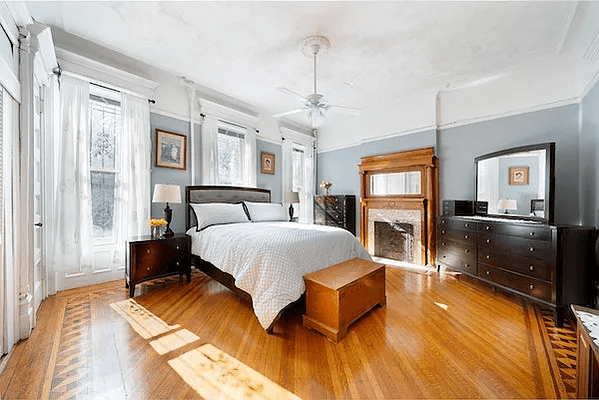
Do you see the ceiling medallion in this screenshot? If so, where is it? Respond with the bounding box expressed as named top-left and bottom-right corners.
top-left (300, 35), bottom-right (330, 58)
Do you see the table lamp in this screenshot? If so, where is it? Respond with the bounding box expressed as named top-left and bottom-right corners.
top-left (286, 191), bottom-right (300, 221)
top-left (497, 199), bottom-right (517, 214)
top-left (152, 184), bottom-right (181, 237)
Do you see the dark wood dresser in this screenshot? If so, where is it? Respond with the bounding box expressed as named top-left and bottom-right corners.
top-left (437, 215), bottom-right (595, 325)
top-left (126, 233), bottom-right (191, 297)
top-left (314, 195), bottom-right (356, 235)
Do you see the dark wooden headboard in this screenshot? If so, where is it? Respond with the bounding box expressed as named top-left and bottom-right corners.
top-left (185, 185), bottom-right (271, 230)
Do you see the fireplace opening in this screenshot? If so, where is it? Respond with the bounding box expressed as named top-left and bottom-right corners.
top-left (374, 221), bottom-right (415, 263)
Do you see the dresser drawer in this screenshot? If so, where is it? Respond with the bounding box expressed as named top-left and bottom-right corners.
top-left (478, 222), bottom-right (552, 241)
top-left (478, 263), bottom-right (552, 302)
top-left (438, 228), bottom-right (476, 246)
top-left (439, 217), bottom-right (477, 232)
top-left (479, 234), bottom-right (554, 262)
top-left (477, 250), bottom-right (553, 281)
top-left (437, 247), bottom-right (477, 274)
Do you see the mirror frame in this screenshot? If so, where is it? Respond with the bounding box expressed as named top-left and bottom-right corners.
top-left (474, 142), bottom-right (555, 224)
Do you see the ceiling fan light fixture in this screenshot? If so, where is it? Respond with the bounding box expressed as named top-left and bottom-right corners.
top-left (309, 107), bottom-right (325, 128)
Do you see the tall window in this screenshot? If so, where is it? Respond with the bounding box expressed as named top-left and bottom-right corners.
top-left (89, 85), bottom-right (121, 238)
top-left (217, 121), bottom-right (246, 185)
top-left (292, 143), bottom-right (305, 193)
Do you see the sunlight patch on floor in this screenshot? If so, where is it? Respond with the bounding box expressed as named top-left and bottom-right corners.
top-left (434, 302), bottom-right (449, 311)
top-left (110, 299), bottom-right (180, 339)
top-left (371, 256), bottom-right (436, 275)
top-left (169, 344), bottom-right (302, 400)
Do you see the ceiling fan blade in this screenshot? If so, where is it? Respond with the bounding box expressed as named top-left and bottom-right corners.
top-left (273, 108), bottom-right (306, 118)
top-left (278, 87), bottom-right (308, 103)
top-left (325, 105), bottom-right (361, 116)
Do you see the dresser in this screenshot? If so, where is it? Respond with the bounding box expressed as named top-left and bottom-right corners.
top-left (437, 215), bottom-right (595, 325)
top-left (314, 195), bottom-right (356, 235)
top-left (126, 233), bottom-right (191, 297)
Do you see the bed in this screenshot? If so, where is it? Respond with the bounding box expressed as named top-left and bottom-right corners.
top-left (185, 185), bottom-right (372, 332)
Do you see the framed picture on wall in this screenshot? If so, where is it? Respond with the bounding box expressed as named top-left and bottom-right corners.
top-left (508, 166), bottom-right (529, 185)
top-left (261, 152), bottom-right (275, 175)
top-left (156, 129), bottom-right (186, 170)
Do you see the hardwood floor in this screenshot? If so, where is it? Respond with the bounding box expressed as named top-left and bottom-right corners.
top-left (0, 265), bottom-right (570, 399)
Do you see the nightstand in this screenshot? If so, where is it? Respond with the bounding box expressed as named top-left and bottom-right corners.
top-left (126, 233), bottom-right (191, 297)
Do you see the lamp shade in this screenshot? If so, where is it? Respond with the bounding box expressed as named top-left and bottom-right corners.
top-left (497, 199), bottom-right (517, 210)
top-left (286, 191), bottom-right (300, 203)
top-left (152, 184), bottom-right (181, 204)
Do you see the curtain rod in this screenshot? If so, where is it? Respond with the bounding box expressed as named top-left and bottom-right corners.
top-left (52, 65), bottom-right (155, 104)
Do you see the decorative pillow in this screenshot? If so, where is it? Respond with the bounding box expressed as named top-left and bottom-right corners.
top-left (243, 201), bottom-right (288, 222)
top-left (190, 202), bottom-right (249, 231)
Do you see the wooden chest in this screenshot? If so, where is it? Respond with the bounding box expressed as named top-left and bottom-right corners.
top-left (303, 258), bottom-right (386, 343)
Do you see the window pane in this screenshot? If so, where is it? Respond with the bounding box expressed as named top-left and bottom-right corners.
top-left (89, 99), bottom-right (119, 170)
top-left (91, 171), bottom-right (116, 237)
top-left (218, 132), bottom-right (242, 184)
top-left (292, 145), bottom-right (304, 191)
top-left (370, 171), bottom-right (421, 195)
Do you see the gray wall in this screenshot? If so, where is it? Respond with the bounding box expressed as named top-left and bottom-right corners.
top-left (438, 104), bottom-right (581, 225)
top-left (581, 80), bottom-right (599, 227)
top-left (256, 139), bottom-right (283, 203)
top-left (150, 113), bottom-right (192, 234)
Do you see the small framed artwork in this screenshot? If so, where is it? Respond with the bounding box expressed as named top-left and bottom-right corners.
top-left (261, 152), bottom-right (275, 175)
top-left (509, 166), bottom-right (529, 185)
top-left (156, 129), bottom-right (186, 170)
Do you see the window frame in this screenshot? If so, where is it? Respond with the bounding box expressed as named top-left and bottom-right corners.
top-left (216, 120), bottom-right (247, 186)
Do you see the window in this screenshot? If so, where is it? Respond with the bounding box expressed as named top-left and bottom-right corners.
top-left (292, 144), bottom-right (305, 192)
top-left (217, 121), bottom-right (246, 185)
top-left (89, 85), bottom-right (121, 238)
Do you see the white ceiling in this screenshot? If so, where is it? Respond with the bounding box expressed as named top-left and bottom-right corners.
top-left (26, 1), bottom-right (597, 130)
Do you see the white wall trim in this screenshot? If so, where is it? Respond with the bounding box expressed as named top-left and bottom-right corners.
top-left (0, 54), bottom-right (19, 102)
top-left (580, 67), bottom-right (599, 101)
top-left (198, 97), bottom-right (259, 128)
top-left (256, 135), bottom-right (282, 146)
top-left (55, 47), bottom-right (159, 98)
top-left (438, 97), bottom-right (581, 130)
top-left (318, 124), bottom-right (435, 154)
top-left (150, 107), bottom-right (199, 125)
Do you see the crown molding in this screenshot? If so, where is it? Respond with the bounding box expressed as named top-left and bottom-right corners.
top-left (198, 97), bottom-right (259, 128)
top-left (55, 47), bottom-right (159, 98)
top-left (556, 2), bottom-right (579, 55)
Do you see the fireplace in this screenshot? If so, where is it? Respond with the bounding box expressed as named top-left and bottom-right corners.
top-left (374, 221), bottom-right (414, 262)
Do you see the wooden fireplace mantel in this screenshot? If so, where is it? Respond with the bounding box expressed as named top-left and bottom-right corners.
top-left (358, 147), bottom-right (438, 266)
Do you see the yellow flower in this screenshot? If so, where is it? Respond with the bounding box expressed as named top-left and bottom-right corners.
top-left (148, 218), bottom-right (167, 226)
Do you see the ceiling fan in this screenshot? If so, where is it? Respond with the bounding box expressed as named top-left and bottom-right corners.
top-left (273, 35), bottom-right (361, 128)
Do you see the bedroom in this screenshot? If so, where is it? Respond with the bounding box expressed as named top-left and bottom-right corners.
top-left (1, 1), bottom-right (599, 399)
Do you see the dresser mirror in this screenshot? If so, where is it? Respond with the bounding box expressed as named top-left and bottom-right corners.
top-left (475, 142), bottom-right (555, 224)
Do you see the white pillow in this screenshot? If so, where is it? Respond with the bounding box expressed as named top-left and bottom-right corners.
top-left (190, 203), bottom-right (249, 231)
top-left (244, 201), bottom-right (288, 222)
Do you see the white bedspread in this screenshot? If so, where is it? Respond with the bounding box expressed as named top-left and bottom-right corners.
top-left (188, 222), bottom-right (371, 330)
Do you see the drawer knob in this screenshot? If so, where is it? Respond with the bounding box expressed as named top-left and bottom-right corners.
top-left (176, 261), bottom-right (180, 266)
top-left (486, 270), bottom-right (490, 275)
top-left (442, 255), bottom-right (446, 259)
top-left (529, 246), bottom-right (535, 252)
top-left (465, 264), bottom-right (470, 268)
top-left (464, 234), bottom-right (470, 239)
top-left (146, 249), bottom-right (150, 253)
top-left (529, 232), bottom-right (535, 236)
top-left (486, 254), bottom-right (491, 259)
top-left (485, 225), bottom-right (491, 231)
top-left (464, 249), bottom-right (470, 253)
top-left (176, 245), bottom-right (180, 250)
top-left (147, 267), bottom-right (150, 271)
top-left (529, 265), bottom-right (534, 271)
top-left (464, 223), bottom-right (470, 228)
top-left (442, 242), bottom-right (447, 246)
top-left (442, 230), bottom-right (446, 234)
top-left (529, 283), bottom-right (535, 290)
top-left (486, 238), bottom-right (491, 244)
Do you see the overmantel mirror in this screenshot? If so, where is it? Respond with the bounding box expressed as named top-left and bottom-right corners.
top-left (475, 142), bottom-right (555, 224)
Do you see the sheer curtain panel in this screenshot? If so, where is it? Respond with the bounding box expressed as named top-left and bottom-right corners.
top-left (50, 76), bottom-right (92, 279)
top-left (114, 93), bottom-right (151, 265)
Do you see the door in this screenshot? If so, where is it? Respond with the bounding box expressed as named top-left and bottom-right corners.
top-left (32, 75), bottom-right (45, 316)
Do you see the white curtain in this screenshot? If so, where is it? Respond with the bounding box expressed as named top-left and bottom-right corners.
top-left (201, 116), bottom-right (219, 185)
top-left (281, 137), bottom-right (294, 206)
top-left (301, 143), bottom-right (315, 224)
top-left (114, 93), bottom-right (151, 264)
top-left (243, 128), bottom-right (257, 187)
top-left (49, 76), bottom-right (92, 276)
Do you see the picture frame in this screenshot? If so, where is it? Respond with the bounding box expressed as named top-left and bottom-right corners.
top-left (155, 129), bottom-right (186, 170)
top-left (261, 152), bottom-right (275, 175)
top-left (509, 166), bottom-right (529, 185)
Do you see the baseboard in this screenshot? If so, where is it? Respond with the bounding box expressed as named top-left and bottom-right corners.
top-left (0, 345), bottom-right (15, 376)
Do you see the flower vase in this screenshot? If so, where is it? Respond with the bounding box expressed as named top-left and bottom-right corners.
top-left (325, 187), bottom-right (330, 196)
top-left (152, 225), bottom-right (164, 239)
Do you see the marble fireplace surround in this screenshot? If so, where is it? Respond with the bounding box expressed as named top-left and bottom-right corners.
top-left (368, 208), bottom-right (423, 265)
